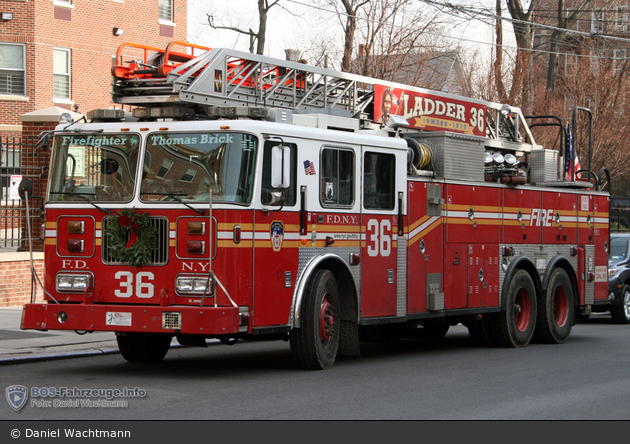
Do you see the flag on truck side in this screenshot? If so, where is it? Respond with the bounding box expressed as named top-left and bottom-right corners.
top-left (564, 123), bottom-right (581, 181)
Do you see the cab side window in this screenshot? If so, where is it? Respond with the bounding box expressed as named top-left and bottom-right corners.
top-left (363, 152), bottom-right (395, 210)
top-left (261, 141), bottom-right (297, 206)
top-left (320, 147), bottom-right (354, 207)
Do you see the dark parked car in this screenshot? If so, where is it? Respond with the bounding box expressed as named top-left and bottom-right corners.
top-left (598, 232), bottom-right (630, 324)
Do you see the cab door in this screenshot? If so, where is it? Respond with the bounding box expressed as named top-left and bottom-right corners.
top-left (253, 139), bottom-right (300, 327)
top-left (360, 149), bottom-right (402, 318)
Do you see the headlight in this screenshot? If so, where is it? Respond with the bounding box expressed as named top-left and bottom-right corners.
top-left (56, 273), bottom-right (92, 292)
top-left (609, 267), bottom-right (620, 277)
top-left (176, 275), bottom-right (215, 296)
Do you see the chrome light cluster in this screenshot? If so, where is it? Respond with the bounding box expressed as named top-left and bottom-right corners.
top-left (56, 273), bottom-right (92, 292)
top-left (484, 150), bottom-right (527, 184)
top-left (176, 275), bottom-right (215, 296)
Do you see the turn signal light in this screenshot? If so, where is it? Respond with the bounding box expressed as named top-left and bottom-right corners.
top-left (67, 221), bottom-right (85, 234)
top-left (187, 221), bottom-right (205, 235)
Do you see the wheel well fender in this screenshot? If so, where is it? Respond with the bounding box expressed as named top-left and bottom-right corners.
top-left (619, 270), bottom-right (630, 287)
top-left (290, 254), bottom-right (358, 329)
top-left (541, 256), bottom-right (578, 304)
top-left (501, 256), bottom-right (541, 312)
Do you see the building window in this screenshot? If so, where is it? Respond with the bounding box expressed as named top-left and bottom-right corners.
top-left (590, 51), bottom-right (600, 75)
top-left (591, 10), bottom-right (605, 34)
top-left (180, 168), bottom-right (197, 183)
top-left (159, 0), bottom-right (173, 22)
top-left (614, 49), bottom-right (627, 74)
top-left (616, 6), bottom-right (628, 32)
top-left (0, 43), bottom-right (25, 96)
top-left (53, 48), bottom-right (71, 100)
top-left (157, 158), bottom-right (174, 179)
top-left (565, 54), bottom-right (577, 77)
top-left (1, 145), bottom-right (21, 202)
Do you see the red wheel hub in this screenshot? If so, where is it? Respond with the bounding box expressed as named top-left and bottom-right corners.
top-left (319, 294), bottom-right (335, 347)
top-left (514, 288), bottom-right (532, 332)
top-left (552, 286), bottom-right (568, 327)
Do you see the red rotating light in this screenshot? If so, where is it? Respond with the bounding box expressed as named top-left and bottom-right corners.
top-left (66, 239), bottom-right (84, 253)
top-left (187, 241), bottom-right (205, 255)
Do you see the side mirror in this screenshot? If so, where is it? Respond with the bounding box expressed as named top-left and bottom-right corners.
top-left (19, 178), bottom-right (34, 200)
top-left (35, 133), bottom-right (51, 151)
top-left (271, 145), bottom-right (290, 189)
top-left (101, 158), bottom-right (119, 175)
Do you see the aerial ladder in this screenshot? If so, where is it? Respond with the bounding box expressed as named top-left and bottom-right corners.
top-left (111, 42), bottom-right (540, 155)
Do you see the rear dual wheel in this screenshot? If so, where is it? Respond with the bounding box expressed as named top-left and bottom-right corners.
top-left (534, 268), bottom-right (574, 343)
top-left (290, 269), bottom-right (340, 370)
top-left (491, 269), bottom-right (537, 347)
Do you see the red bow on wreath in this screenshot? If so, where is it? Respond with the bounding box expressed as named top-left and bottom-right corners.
top-left (118, 213), bottom-right (139, 232)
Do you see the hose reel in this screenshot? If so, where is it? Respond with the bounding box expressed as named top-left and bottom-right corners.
top-left (405, 137), bottom-right (433, 172)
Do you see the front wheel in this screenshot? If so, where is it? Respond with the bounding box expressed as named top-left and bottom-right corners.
top-left (491, 269), bottom-right (537, 347)
top-left (290, 269), bottom-right (340, 370)
top-left (534, 268), bottom-right (574, 343)
top-left (116, 333), bottom-right (172, 363)
top-left (611, 285), bottom-right (630, 324)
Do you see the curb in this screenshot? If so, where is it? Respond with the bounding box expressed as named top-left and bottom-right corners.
top-left (0, 342), bottom-right (190, 365)
top-left (0, 347), bottom-right (121, 365)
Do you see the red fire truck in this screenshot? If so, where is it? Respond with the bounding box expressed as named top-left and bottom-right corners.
top-left (20, 42), bottom-right (610, 369)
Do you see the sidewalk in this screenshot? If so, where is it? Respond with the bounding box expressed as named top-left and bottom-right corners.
top-left (0, 306), bottom-right (121, 364)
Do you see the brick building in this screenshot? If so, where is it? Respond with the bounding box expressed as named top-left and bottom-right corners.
top-left (532, 0), bottom-right (630, 87)
top-left (0, 0), bottom-right (188, 138)
top-left (0, 1), bottom-right (187, 306)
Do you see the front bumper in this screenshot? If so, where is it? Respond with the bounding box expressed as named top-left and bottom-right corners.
top-left (21, 303), bottom-right (240, 335)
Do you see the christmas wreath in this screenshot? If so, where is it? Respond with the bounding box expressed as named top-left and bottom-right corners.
top-left (105, 208), bottom-right (157, 267)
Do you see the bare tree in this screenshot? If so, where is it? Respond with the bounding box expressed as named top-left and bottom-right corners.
top-left (323, 0), bottom-right (371, 72)
top-left (493, 0), bottom-right (508, 103)
top-left (207, 0), bottom-right (281, 54)
top-left (504, 0), bottom-right (539, 112)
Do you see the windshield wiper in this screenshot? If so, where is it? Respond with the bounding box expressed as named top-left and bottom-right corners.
top-left (50, 191), bottom-right (109, 214)
top-left (140, 192), bottom-right (206, 215)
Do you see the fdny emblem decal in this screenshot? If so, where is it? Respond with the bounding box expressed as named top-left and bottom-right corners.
top-left (271, 221), bottom-right (284, 252)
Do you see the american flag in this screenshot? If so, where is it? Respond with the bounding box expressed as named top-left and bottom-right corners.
top-left (304, 160), bottom-right (316, 175)
top-left (564, 123), bottom-right (581, 181)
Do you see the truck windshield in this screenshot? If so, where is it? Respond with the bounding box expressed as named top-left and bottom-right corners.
top-left (48, 133), bottom-right (140, 202)
top-left (141, 132), bottom-right (257, 204)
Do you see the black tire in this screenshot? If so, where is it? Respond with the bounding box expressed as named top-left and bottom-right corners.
top-left (534, 268), bottom-right (574, 344)
top-left (219, 337), bottom-right (239, 345)
top-left (611, 285), bottom-right (630, 324)
top-left (491, 269), bottom-right (537, 347)
top-left (290, 269), bottom-right (340, 370)
top-left (116, 333), bottom-right (172, 363)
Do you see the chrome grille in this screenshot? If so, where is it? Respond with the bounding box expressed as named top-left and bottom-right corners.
top-left (162, 312), bottom-right (182, 329)
top-left (102, 216), bottom-right (169, 265)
